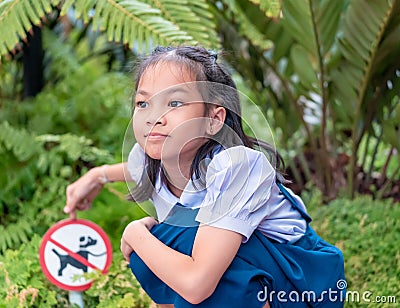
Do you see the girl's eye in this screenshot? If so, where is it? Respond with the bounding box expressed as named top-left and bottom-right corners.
top-left (136, 101), bottom-right (149, 108)
top-left (168, 100), bottom-right (184, 108)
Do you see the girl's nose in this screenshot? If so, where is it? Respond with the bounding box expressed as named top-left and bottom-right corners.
top-left (146, 111), bottom-right (166, 126)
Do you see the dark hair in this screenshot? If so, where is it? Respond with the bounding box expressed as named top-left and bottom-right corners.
top-left (128, 46), bottom-right (286, 202)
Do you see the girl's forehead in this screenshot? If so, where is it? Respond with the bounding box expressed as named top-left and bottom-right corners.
top-left (140, 61), bottom-right (196, 83)
top-left (137, 62), bottom-right (200, 97)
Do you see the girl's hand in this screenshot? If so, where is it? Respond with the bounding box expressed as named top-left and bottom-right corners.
top-left (120, 217), bottom-right (158, 261)
top-left (137, 216), bottom-right (159, 230)
top-left (64, 167), bottom-right (104, 219)
top-left (120, 236), bottom-right (134, 262)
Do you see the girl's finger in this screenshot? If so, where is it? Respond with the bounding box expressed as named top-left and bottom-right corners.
top-left (63, 203), bottom-right (74, 214)
top-left (143, 216), bottom-right (158, 229)
top-left (121, 238), bottom-right (134, 262)
top-left (69, 210), bottom-right (77, 220)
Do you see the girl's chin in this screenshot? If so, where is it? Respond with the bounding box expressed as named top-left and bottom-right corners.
top-left (145, 149), bottom-right (180, 162)
top-left (144, 150), bottom-right (162, 160)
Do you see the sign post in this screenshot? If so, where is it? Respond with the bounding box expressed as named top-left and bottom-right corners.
top-left (39, 219), bottom-right (112, 305)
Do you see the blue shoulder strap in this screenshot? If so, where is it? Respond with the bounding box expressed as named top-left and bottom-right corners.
top-left (276, 182), bottom-right (312, 223)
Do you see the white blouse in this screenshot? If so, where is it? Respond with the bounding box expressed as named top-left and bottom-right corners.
top-left (127, 143), bottom-right (307, 243)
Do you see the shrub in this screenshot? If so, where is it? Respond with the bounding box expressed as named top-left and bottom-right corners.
top-left (307, 194), bottom-right (400, 307)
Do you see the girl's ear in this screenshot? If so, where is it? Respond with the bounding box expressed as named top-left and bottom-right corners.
top-left (207, 106), bottom-right (226, 135)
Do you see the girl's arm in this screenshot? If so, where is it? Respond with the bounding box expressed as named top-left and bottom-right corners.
top-left (64, 163), bottom-right (132, 218)
top-left (121, 218), bottom-right (242, 304)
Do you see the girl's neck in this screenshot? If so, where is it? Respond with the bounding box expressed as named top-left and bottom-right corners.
top-left (162, 160), bottom-right (192, 198)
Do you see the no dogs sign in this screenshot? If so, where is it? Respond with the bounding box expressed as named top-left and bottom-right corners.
top-left (39, 219), bottom-right (112, 291)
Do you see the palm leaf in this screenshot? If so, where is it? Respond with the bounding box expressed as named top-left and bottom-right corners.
top-left (222, 0), bottom-right (274, 50)
top-left (371, 3), bottom-right (400, 75)
top-left (331, 0), bottom-right (397, 109)
top-left (328, 0), bottom-right (399, 195)
top-left (282, 0), bottom-right (343, 89)
top-left (0, 0), bottom-right (61, 56)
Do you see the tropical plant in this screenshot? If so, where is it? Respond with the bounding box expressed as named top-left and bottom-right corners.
top-left (1, 193), bottom-right (399, 307)
top-left (0, 0), bottom-right (221, 57)
top-left (305, 192), bottom-right (400, 307)
top-left (1, 1), bottom-right (399, 305)
top-left (212, 0), bottom-right (400, 200)
top-left (0, 235), bottom-right (153, 307)
top-left (0, 120), bottom-right (115, 253)
top-left (1, 0), bottom-right (399, 202)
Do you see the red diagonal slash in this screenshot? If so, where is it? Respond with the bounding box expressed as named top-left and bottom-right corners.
top-left (49, 237), bottom-right (105, 273)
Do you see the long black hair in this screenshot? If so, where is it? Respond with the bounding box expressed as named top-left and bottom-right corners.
top-left (128, 46), bottom-right (286, 202)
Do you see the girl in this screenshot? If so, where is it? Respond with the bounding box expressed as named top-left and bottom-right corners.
top-left (65, 46), bottom-right (345, 307)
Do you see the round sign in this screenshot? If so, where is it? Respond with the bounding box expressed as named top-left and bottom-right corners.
top-left (39, 219), bottom-right (112, 291)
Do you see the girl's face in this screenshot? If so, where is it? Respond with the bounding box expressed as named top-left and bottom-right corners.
top-left (133, 62), bottom-right (209, 164)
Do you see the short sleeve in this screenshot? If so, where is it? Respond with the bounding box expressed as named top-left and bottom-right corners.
top-left (196, 146), bottom-right (276, 242)
top-left (127, 143), bottom-right (146, 183)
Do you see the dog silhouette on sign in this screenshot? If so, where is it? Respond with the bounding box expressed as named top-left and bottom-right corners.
top-left (52, 235), bottom-right (106, 276)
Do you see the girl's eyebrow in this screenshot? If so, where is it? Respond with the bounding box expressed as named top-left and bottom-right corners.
top-left (136, 89), bottom-right (149, 97)
top-left (136, 87), bottom-right (191, 97)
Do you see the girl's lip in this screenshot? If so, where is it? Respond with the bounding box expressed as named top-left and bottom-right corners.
top-left (145, 133), bottom-right (169, 139)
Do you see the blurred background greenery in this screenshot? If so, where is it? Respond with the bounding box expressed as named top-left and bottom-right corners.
top-left (0, 0), bottom-right (399, 306)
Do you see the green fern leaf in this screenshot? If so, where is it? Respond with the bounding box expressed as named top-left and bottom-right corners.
top-left (148, 0), bottom-right (219, 48)
top-left (75, 0), bottom-right (97, 23)
top-left (3, 230), bottom-right (13, 252)
top-left (61, 0), bottom-right (217, 53)
top-left (20, 220), bottom-right (33, 240)
top-left (61, 0), bottom-right (75, 15)
top-left (0, 122), bottom-right (41, 162)
top-left (1, 216), bottom-right (63, 261)
top-left (38, 0), bottom-right (53, 13)
top-left (249, 0), bottom-right (281, 17)
top-left (0, 225), bottom-right (6, 253)
top-left (0, 0), bottom-right (62, 56)
top-left (22, 0), bottom-right (41, 25)
top-left (15, 1), bottom-right (31, 32)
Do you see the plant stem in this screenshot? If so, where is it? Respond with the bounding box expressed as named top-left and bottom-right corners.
top-left (378, 146), bottom-right (394, 187)
top-left (309, 0), bottom-right (332, 198)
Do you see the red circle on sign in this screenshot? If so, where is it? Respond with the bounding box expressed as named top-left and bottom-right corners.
top-left (39, 219), bottom-right (112, 291)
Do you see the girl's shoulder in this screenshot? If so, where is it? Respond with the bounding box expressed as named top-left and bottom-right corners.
top-left (208, 145), bottom-right (275, 174)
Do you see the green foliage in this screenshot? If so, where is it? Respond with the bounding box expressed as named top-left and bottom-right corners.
top-left (1, 192), bottom-right (398, 307)
top-left (221, 0), bottom-right (274, 50)
top-left (0, 120), bottom-right (114, 253)
top-left (2, 0), bottom-right (399, 200)
top-left (308, 195), bottom-right (400, 307)
top-left (1, 27), bottom-right (133, 152)
top-left (0, 0), bottom-right (219, 57)
top-left (0, 0), bottom-right (62, 55)
top-left (0, 235), bottom-right (59, 308)
top-left (0, 235), bottom-right (151, 307)
top-left (83, 255), bottom-right (152, 307)
top-left (1, 0), bottom-right (399, 306)
top-left (79, 182), bottom-right (151, 249)
top-left (248, 0), bottom-right (281, 18)
top-left (214, 0), bottom-right (400, 199)
top-left (331, 0), bottom-right (398, 107)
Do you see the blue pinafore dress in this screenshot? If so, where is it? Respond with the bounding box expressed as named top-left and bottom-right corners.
top-left (129, 182), bottom-right (346, 307)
